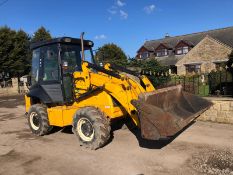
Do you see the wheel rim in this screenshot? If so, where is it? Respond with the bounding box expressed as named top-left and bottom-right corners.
top-left (77, 117), bottom-right (94, 142)
top-left (29, 112), bottom-right (40, 130)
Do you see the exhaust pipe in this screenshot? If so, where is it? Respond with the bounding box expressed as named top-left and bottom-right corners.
top-left (80, 32), bottom-right (85, 62)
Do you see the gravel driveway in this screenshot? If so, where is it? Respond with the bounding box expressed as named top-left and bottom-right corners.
top-left (0, 95), bottom-right (233, 175)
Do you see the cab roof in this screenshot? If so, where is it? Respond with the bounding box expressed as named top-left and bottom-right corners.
top-left (30, 37), bottom-right (94, 50)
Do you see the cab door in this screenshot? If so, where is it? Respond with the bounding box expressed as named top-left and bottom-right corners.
top-left (39, 44), bottom-right (64, 103)
top-left (60, 44), bottom-right (82, 103)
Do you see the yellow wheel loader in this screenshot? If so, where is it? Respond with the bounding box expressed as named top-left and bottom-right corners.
top-left (25, 35), bottom-right (212, 150)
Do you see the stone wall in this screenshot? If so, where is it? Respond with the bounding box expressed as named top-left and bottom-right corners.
top-left (176, 36), bottom-right (232, 75)
top-left (197, 97), bottom-right (233, 124)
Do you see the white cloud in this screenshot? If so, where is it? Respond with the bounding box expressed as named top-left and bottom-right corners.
top-left (144, 4), bottom-right (156, 14)
top-left (94, 34), bottom-right (107, 40)
top-left (108, 6), bottom-right (117, 15)
top-left (120, 10), bottom-right (128, 19)
top-left (116, 0), bottom-right (126, 7)
top-left (107, 1), bottom-right (128, 20)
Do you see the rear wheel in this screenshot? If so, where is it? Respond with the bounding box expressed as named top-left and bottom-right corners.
top-left (72, 107), bottom-right (111, 150)
top-left (27, 104), bottom-right (53, 136)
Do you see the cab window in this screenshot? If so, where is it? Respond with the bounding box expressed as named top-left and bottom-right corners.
top-left (60, 44), bottom-right (81, 73)
top-left (60, 44), bottom-right (94, 73)
top-left (84, 49), bottom-right (94, 63)
top-left (31, 48), bottom-right (40, 85)
top-left (41, 45), bottom-right (59, 81)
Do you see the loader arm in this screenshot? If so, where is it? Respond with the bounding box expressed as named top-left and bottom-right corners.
top-left (106, 63), bottom-right (155, 92)
top-left (73, 62), bottom-right (153, 125)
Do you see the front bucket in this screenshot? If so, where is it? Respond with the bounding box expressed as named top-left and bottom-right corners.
top-left (131, 85), bottom-right (213, 140)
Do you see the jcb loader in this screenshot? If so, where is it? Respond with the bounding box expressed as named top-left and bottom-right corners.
top-left (25, 35), bottom-right (212, 149)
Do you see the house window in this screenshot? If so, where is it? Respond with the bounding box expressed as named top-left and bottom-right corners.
top-left (156, 49), bottom-right (168, 57)
top-left (140, 52), bottom-right (149, 59)
top-left (185, 64), bottom-right (201, 74)
top-left (176, 46), bottom-right (189, 55)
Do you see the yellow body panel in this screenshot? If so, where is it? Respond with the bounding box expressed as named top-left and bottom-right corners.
top-left (47, 107), bottom-right (63, 126)
top-left (61, 91), bottom-right (125, 126)
top-left (26, 90), bottom-right (126, 127)
top-left (25, 95), bottom-right (31, 112)
top-left (25, 62), bottom-right (156, 128)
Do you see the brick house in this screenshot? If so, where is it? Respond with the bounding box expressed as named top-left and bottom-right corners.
top-left (136, 27), bottom-right (233, 75)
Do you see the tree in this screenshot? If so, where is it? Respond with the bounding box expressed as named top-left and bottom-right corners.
top-left (141, 59), bottom-right (168, 73)
top-left (0, 26), bottom-right (16, 76)
top-left (95, 43), bottom-right (128, 66)
top-left (9, 30), bottom-right (31, 76)
top-left (128, 57), bottom-right (143, 67)
top-left (0, 26), bottom-right (30, 78)
top-left (128, 58), bottom-right (170, 87)
top-left (31, 26), bottom-right (52, 42)
top-left (0, 26), bottom-right (52, 79)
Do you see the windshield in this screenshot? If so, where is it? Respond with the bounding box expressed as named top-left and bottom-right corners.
top-left (60, 44), bottom-right (94, 73)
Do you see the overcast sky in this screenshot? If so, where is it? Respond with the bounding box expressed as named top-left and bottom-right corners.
top-left (0, 0), bottom-right (233, 57)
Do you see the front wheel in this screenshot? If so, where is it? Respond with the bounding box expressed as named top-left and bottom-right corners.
top-left (72, 107), bottom-right (111, 150)
top-left (27, 104), bottom-right (53, 136)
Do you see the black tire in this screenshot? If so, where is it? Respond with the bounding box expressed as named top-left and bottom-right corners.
top-left (27, 104), bottom-right (53, 136)
top-left (72, 107), bottom-right (111, 150)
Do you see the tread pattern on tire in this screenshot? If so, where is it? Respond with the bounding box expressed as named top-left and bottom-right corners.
top-left (27, 104), bottom-right (52, 136)
top-left (72, 106), bottom-right (111, 150)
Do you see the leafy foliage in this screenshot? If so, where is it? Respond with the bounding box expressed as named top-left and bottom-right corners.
top-left (10, 30), bottom-right (31, 76)
top-left (141, 59), bottom-right (168, 73)
top-left (0, 26), bottom-right (52, 78)
top-left (142, 60), bottom-right (170, 87)
top-left (0, 27), bottom-right (31, 77)
top-left (95, 43), bottom-right (128, 66)
top-left (127, 57), bottom-right (143, 67)
top-left (31, 26), bottom-right (52, 42)
top-left (0, 26), bottom-right (16, 74)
